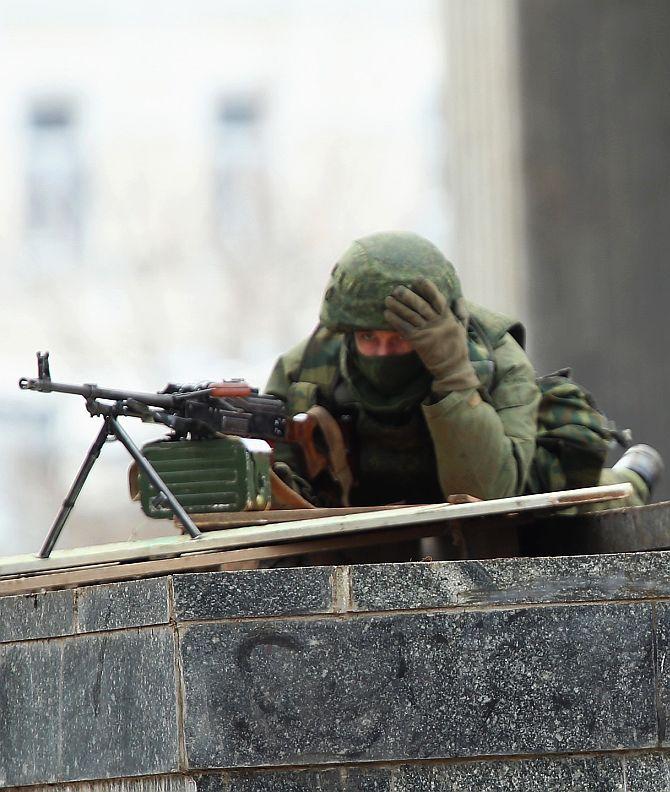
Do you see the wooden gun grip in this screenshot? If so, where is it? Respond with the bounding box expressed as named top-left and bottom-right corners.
top-left (285, 407), bottom-right (352, 507)
top-left (286, 414), bottom-right (329, 480)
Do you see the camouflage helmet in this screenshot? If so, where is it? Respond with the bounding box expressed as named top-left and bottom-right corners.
top-left (319, 231), bottom-right (462, 331)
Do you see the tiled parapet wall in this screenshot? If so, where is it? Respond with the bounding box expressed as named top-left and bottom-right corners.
top-left (5, 557), bottom-right (670, 789)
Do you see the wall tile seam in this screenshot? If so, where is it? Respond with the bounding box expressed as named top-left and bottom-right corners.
top-left (354, 593), bottom-right (670, 616)
top-left (72, 586), bottom-right (80, 633)
top-left (171, 594), bottom-right (662, 629)
top-left (4, 750), bottom-right (669, 789)
top-left (2, 592), bottom-right (664, 646)
top-left (331, 565), bottom-right (352, 613)
top-left (168, 576), bottom-right (190, 773)
top-left (187, 746), bottom-right (670, 777)
top-left (0, 770), bottom-right (195, 792)
top-left (0, 572), bottom-right (178, 601)
top-left (0, 629), bottom-right (77, 646)
top-left (0, 621), bottom-right (172, 648)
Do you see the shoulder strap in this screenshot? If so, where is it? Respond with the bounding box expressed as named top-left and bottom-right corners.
top-left (464, 302), bottom-right (527, 397)
top-left (466, 301), bottom-right (526, 350)
top-left (285, 330), bottom-right (353, 506)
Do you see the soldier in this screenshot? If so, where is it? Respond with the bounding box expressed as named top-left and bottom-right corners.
top-left (266, 231), bottom-right (662, 510)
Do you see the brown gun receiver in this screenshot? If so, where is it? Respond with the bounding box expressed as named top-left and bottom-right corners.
top-left (207, 381), bottom-right (330, 481)
top-left (208, 380), bottom-right (254, 398)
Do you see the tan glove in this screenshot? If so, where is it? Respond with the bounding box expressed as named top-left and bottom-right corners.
top-left (383, 278), bottom-right (479, 396)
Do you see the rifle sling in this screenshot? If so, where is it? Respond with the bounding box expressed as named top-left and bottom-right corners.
top-left (307, 404), bottom-right (353, 508)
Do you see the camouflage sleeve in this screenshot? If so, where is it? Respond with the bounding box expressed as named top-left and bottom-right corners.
top-left (264, 339), bottom-right (309, 400)
top-left (422, 333), bottom-right (540, 500)
top-left (264, 340), bottom-right (310, 471)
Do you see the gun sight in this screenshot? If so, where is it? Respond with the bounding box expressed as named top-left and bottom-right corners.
top-left (37, 351), bottom-right (51, 382)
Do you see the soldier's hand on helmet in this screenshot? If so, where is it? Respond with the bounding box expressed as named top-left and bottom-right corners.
top-left (383, 277), bottom-right (479, 395)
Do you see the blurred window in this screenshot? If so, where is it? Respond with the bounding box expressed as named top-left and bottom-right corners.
top-left (213, 94), bottom-right (268, 241)
top-left (26, 100), bottom-right (83, 266)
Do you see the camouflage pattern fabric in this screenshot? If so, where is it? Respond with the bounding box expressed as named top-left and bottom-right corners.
top-left (320, 232), bottom-right (462, 331)
top-left (266, 304), bottom-right (541, 503)
top-left (267, 315), bottom-right (648, 507)
top-left (592, 467), bottom-right (647, 509)
top-left (266, 231), bottom-right (648, 508)
top-left (526, 374), bottom-right (614, 494)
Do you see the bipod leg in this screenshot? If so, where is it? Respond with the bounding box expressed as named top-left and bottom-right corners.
top-left (38, 418), bottom-right (112, 559)
top-left (109, 417), bottom-right (202, 540)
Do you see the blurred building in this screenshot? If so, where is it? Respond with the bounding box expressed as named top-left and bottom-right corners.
top-left (444, 0), bottom-right (670, 498)
top-left (0, 0), bottom-right (451, 553)
top-left (519, 0), bottom-right (670, 502)
top-left (442, 1), bottom-right (528, 317)
top-left (2, 0), bottom-right (665, 555)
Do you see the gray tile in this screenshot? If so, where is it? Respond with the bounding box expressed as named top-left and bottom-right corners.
top-left (173, 567), bottom-right (334, 621)
top-left (394, 757), bottom-right (624, 791)
top-left (655, 603), bottom-right (670, 746)
top-left (0, 627), bottom-right (179, 786)
top-left (77, 577), bottom-right (169, 633)
top-left (343, 768), bottom-right (392, 791)
top-left (194, 776), bottom-right (230, 792)
top-left (350, 552), bottom-right (670, 613)
top-left (194, 760), bottom-right (624, 792)
top-left (180, 603), bottom-right (656, 768)
top-left (227, 770), bottom-right (342, 791)
top-left (197, 769), bottom-right (390, 792)
top-left (0, 589), bottom-right (74, 643)
top-left (625, 754), bottom-right (670, 791)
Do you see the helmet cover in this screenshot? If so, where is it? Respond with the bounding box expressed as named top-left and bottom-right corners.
top-left (319, 231), bottom-right (462, 331)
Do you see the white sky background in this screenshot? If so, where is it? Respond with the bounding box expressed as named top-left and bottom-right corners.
top-left (0, 0), bottom-right (452, 554)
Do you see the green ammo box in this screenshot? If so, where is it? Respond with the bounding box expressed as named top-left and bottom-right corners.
top-left (137, 437), bottom-right (272, 519)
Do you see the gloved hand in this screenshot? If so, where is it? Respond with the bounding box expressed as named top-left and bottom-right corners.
top-left (383, 277), bottom-right (479, 396)
top-left (272, 461), bottom-right (317, 502)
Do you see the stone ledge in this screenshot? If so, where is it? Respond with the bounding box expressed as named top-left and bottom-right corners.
top-left (19, 753), bottom-right (670, 791)
top-left (172, 567), bottom-right (336, 621)
top-left (77, 577), bottom-right (170, 633)
top-left (7, 551), bottom-right (670, 647)
top-left (6, 546), bottom-right (670, 788)
top-left (0, 588), bottom-right (74, 643)
top-left (349, 551), bottom-right (670, 613)
top-left (521, 501), bottom-right (670, 556)
top-left (0, 578), bottom-right (170, 645)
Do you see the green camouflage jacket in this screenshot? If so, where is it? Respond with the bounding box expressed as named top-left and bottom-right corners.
top-left (266, 302), bottom-right (540, 506)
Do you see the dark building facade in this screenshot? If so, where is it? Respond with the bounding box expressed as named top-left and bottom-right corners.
top-left (518, 0), bottom-right (670, 497)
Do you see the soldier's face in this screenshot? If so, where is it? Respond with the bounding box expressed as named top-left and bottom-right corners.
top-left (354, 330), bottom-right (413, 357)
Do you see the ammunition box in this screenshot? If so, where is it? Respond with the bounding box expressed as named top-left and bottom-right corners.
top-left (137, 437), bottom-right (272, 519)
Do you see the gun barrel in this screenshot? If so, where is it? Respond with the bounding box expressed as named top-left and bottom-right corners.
top-left (18, 377), bottom-right (178, 408)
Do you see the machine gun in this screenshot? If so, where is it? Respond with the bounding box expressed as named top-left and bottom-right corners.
top-left (19, 352), bottom-right (339, 558)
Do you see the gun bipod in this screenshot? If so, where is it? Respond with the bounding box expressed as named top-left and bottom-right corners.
top-left (38, 412), bottom-right (202, 559)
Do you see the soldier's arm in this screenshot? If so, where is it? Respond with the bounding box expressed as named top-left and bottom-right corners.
top-left (422, 333), bottom-right (540, 500)
top-left (264, 340), bottom-right (310, 470)
top-left (265, 338), bottom-right (310, 400)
